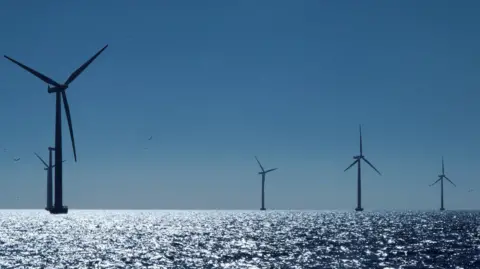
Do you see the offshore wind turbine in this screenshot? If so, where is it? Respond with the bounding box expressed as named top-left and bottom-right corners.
top-left (5, 45), bottom-right (108, 214)
top-left (34, 148), bottom-right (65, 211)
top-left (34, 149), bottom-right (53, 211)
top-left (255, 156), bottom-right (278, 211)
top-left (344, 125), bottom-right (381, 212)
top-left (430, 157), bottom-right (456, 211)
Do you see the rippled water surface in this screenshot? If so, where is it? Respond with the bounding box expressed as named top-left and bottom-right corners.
top-left (1, 210), bottom-right (480, 268)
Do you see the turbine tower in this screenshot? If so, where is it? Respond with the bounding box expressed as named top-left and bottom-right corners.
top-left (5, 45), bottom-right (108, 214)
top-left (430, 157), bottom-right (456, 211)
top-left (34, 148), bottom-right (65, 211)
top-left (344, 125), bottom-right (381, 212)
top-left (255, 156), bottom-right (278, 211)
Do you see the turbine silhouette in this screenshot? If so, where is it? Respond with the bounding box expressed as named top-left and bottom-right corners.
top-left (430, 157), bottom-right (456, 211)
top-left (344, 125), bottom-right (381, 212)
top-left (34, 148), bottom-right (65, 211)
top-left (5, 45), bottom-right (108, 214)
top-left (255, 156), bottom-right (278, 211)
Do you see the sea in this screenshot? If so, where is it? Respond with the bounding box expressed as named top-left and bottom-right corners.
top-left (0, 210), bottom-right (479, 268)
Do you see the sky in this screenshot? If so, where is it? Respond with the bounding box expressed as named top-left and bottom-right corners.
top-left (0, 1), bottom-right (479, 210)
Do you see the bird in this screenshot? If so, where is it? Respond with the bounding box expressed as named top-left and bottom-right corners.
top-left (148, 136), bottom-right (153, 141)
top-left (468, 189), bottom-right (474, 192)
top-left (13, 158), bottom-right (20, 162)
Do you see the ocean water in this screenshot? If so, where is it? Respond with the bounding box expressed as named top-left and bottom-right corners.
top-left (0, 210), bottom-right (479, 268)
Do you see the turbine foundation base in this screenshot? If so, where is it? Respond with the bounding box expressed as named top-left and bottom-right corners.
top-left (49, 206), bottom-right (68, 215)
top-left (440, 208), bottom-right (445, 211)
top-left (260, 208), bottom-right (266, 211)
top-left (355, 207), bottom-right (364, 212)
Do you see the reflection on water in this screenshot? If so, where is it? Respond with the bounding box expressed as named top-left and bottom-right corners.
top-left (0, 210), bottom-right (479, 268)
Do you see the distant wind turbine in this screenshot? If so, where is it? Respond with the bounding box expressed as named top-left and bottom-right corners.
top-left (344, 125), bottom-right (381, 212)
top-left (34, 147), bottom-right (66, 211)
top-left (255, 156), bottom-right (278, 211)
top-left (430, 157), bottom-right (456, 211)
top-left (35, 148), bottom-right (54, 211)
top-left (5, 44), bottom-right (108, 214)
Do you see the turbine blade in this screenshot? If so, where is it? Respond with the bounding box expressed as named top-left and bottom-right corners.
top-left (64, 44), bottom-right (108, 86)
top-left (4, 55), bottom-right (62, 87)
top-left (62, 91), bottom-right (77, 162)
top-left (442, 156), bottom-right (445, 175)
top-left (265, 168), bottom-right (278, 173)
top-left (430, 178), bottom-right (441, 186)
top-left (362, 157), bottom-right (381, 175)
top-left (359, 124), bottom-right (363, 155)
top-left (444, 176), bottom-right (456, 187)
top-left (255, 156), bottom-right (265, 172)
top-left (344, 160), bottom-right (358, 172)
top-left (34, 152), bottom-right (48, 167)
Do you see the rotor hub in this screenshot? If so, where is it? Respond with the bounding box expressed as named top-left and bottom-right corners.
top-left (48, 85), bottom-right (68, 93)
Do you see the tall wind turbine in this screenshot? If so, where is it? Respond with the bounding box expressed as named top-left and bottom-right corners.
top-left (344, 125), bottom-right (381, 212)
top-left (430, 157), bottom-right (456, 211)
top-left (5, 45), bottom-right (108, 214)
top-left (34, 147), bottom-right (65, 211)
top-left (255, 156), bottom-right (278, 211)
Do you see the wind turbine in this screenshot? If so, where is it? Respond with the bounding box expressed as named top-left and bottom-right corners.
top-left (34, 147), bottom-right (65, 211)
top-left (255, 156), bottom-right (278, 211)
top-left (5, 45), bottom-right (108, 214)
top-left (430, 157), bottom-right (456, 211)
top-left (344, 125), bottom-right (381, 212)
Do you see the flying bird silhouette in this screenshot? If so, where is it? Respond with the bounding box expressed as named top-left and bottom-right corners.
top-left (148, 136), bottom-right (153, 141)
top-left (13, 158), bottom-right (20, 162)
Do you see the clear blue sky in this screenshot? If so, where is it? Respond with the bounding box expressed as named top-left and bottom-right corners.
top-left (0, 1), bottom-right (478, 210)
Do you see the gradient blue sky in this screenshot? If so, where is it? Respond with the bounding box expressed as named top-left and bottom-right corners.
top-left (0, 1), bottom-right (479, 210)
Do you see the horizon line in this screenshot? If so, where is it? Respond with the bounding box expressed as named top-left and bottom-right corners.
top-left (0, 208), bottom-right (479, 211)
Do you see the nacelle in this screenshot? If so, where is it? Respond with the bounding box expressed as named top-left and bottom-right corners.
top-left (48, 85), bottom-right (67, 93)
